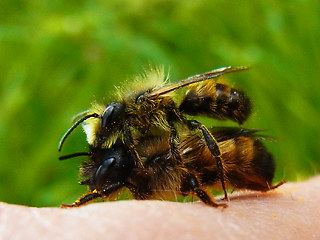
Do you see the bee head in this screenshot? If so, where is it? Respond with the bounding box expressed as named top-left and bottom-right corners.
top-left (86, 144), bottom-right (134, 190)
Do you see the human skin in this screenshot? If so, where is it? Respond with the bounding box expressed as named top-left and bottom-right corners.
top-left (1, 176), bottom-right (319, 240)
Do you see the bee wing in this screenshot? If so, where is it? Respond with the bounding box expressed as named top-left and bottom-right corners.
top-left (210, 127), bottom-right (261, 142)
top-left (147, 66), bottom-right (248, 98)
top-left (210, 127), bottom-right (277, 142)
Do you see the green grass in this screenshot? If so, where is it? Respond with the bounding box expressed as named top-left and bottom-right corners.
top-left (0, 0), bottom-right (319, 207)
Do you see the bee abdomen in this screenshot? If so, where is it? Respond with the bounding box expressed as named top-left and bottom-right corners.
top-left (251, 141), bottom-right (275, 183)
top-left (216, 84), bottom-right (252, 124)
top-left (179, 83), bottom-right (252, 124)
top-left (224, 138), bottom-right (276, 191)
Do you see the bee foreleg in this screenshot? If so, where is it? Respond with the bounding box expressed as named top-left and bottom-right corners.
top-left (61, 182), bottom-right (126, 208)
top-left (168, 121), bottom-right (182, 161)
top-left (61, 190), bottom-right (102, 208)
top-left (187, 120), bottom-right (228, 200)
top-left (124, 126), bottom-right (144, 168)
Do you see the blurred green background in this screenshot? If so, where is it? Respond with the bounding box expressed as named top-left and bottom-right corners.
top-left (0, 0), bottom-right (319, 207)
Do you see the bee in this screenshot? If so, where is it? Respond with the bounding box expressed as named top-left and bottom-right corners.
top-left (60, 127), bottom-right (284, 207)
top-left (58, 66), bottom-right (251, 199)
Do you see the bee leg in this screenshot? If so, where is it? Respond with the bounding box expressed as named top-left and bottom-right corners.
top-left (181, 174), bottom-right (227, 208)
top-left (124, 126), bottom-right (144, 168)
top-left (61, 183), bottom-right (124, 208)
top-left (195, 189), bottom-right (227, 208)
top-left (187, 120), bottom-right (228, 200)
top-left (168, 121), bottom-right (182, 160)
top-left (61, 190), bottom-right (102, 208)
top-left (125, 182), bottom-right (152, 200)
top-left (269, 180), bottom-right (286, 190)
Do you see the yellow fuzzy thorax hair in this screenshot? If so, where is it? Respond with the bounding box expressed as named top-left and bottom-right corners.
top-left (115, 66), bottom-right (169, 102)
top-left (82, 67), bottom-right (172, 147)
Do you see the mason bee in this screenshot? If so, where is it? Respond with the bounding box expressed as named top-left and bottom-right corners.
top-left (58, 66), bottom-right (251, 199)
top-left (60, 127), bottom-right (284, 207)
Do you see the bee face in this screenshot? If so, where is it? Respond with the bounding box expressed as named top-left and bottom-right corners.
top-left (82, 144), bottom-right (134, 191)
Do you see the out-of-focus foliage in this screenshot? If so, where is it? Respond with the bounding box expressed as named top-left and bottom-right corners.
top-left (0, 0), bottom-right (319, 207)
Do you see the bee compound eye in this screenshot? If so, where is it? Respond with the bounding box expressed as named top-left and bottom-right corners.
top-left (135, 94), bottom-right (145, 104)
top-left (101, 105), bottom-right (115, 128)
top-left (94, 157), bottom-right (116, 188)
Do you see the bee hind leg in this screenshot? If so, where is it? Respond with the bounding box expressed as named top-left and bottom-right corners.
top-left (187, 120), bottom-right (228, 200)
top-left (181, 173), bottom-right (227, 208)
top-left (269, 180), bottom-right (286, 190)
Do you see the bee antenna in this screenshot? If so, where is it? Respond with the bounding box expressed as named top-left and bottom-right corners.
top-left (58, 113), bottom-right (99, 151)
top-left (59, 152), bottom-right (91, 160)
